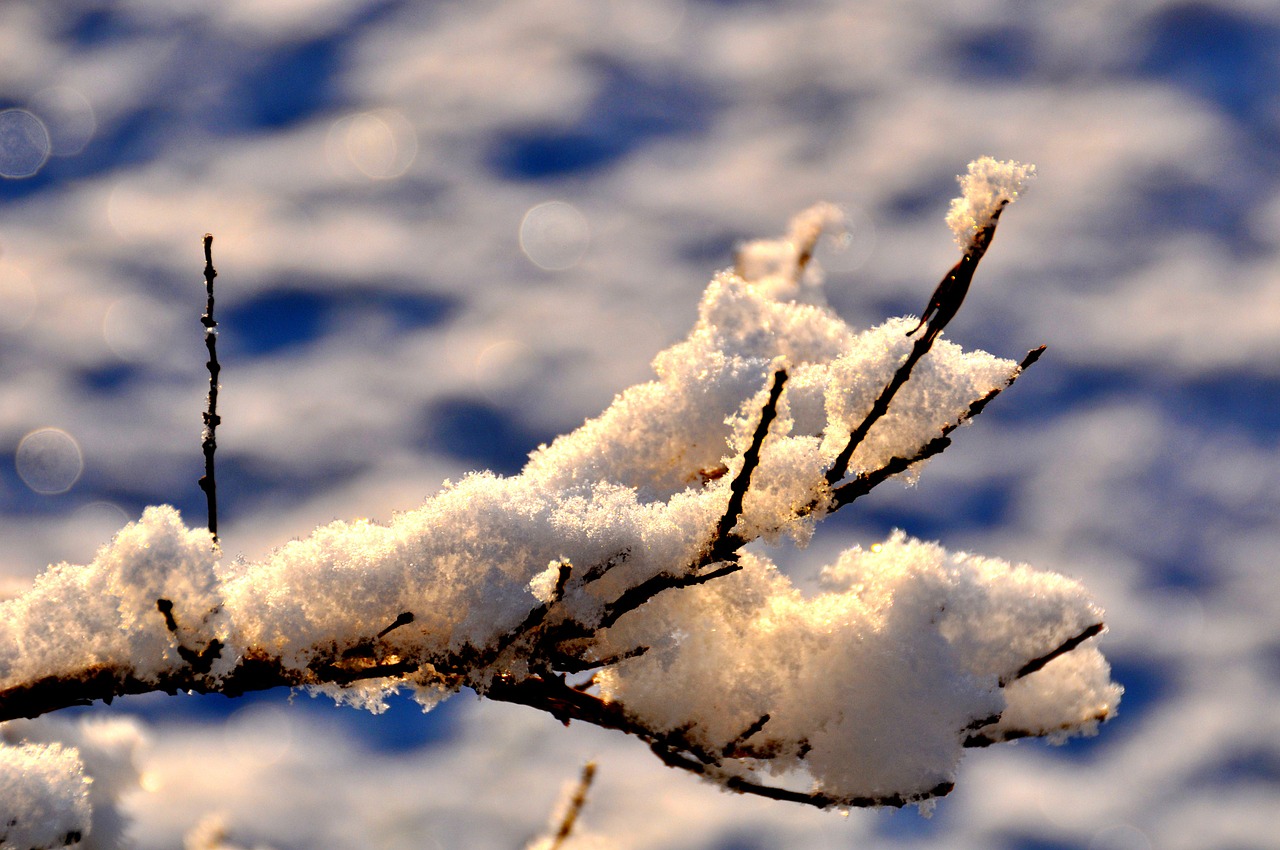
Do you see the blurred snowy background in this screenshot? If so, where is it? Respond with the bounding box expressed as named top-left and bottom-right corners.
top-left (1, 0), bottom-right (1277, 848)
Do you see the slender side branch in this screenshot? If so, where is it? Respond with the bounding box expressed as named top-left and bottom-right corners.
top-left (198, 234), bottom-right (221, 547)
top-left (154, 598), bottom-right (223, 675)
top-left (1006, 621), bottom-right (1104, 684)
top-left (484, 673), bottom-right (942, 810)
top-left (596, 561), bottom-right (740, 631)
top-left (375, 611), bottom-right (416, 640)
top-left (712, 368), bottom-right (788, 556)
top-left (722, 773), bottom-right (953, 810)
top-left (594, 369), bottom-right (787, 631)
top-left (824, 333), bottom-right (933, 487)
top-left (963, 622), bottom-right (1108, 748)
top-left (723, 713), bottom-right (771, 757)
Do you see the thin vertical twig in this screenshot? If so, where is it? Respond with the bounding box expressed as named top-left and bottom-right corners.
top-left (198, 234), bottom-right (220, 547)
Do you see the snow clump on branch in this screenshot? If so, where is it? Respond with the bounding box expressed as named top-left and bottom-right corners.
top-left (946, 156), bottom-right (1037, 248)
top-left (0, 158), bottom-right (1119, 839)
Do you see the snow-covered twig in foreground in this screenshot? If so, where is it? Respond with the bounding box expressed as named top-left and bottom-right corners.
top-left (0, 158), bottom-right (1119, 844)
top-left (525, 761), bottom-right (598, 850)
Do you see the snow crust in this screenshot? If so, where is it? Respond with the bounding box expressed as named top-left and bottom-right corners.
top-left (0, 178), bottom-right (1116, 822)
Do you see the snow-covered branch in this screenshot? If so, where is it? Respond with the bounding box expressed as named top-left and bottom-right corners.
top-left (0, 158), bottom-right (1119, 844)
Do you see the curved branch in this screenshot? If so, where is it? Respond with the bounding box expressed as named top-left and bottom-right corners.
top-left (484, 673), bottom-right (953, 810)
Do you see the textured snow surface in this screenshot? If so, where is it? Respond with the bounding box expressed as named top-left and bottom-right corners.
top-left (599, 533), bottom-right (1116, 800)
top-left (0, 509), bottom-right (226, 687)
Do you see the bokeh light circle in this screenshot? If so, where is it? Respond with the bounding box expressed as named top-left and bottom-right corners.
top-left (0, 109), bottom-right (52, 179)
top-left (326, 109), bottom-right (418, 181)
top-left (519, 201), bottom-right (590, 271)
top-left (72, 501), bottom-right (130, 537)
top-left (16, 428), bottom-right (84, 495)
top-left (103, 296), bottom-right (182, 363)
top-left (32, 87), bottom-right (96, 157)
top-left (815, 204), bottom-right (877, 274)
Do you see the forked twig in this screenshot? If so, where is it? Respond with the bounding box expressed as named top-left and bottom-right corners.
top-left (593, 369), bottom-right (788, 631)
top-left (827, 202), bottom-right (1010, 488)
top-left (831, 346), bottom-right (1045, 509)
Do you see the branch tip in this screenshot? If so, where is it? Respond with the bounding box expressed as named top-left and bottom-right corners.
top-left (375, 611), bottom-right (416, 640)
top-left (1008, 622), bottom-right (1105, 684)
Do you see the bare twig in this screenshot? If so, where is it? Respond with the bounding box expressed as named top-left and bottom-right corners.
top-left (375, 611), bottom-right (416, 640)
top-left (154, 598), bottom-right (223, 675)
top-left (722, 713), bottom-right (771, 757)
top-left (595, 561), bottom-right (741, 631)
top-left (963, 705), bottom-right (1114, 749)
top-left (198, 234), bottom-right (221, 547)
top-left (341, 612), bottom-right (420, 661)
top-left (963, 621), bottom-right (1110, 748)
top-left (722, 772), bottom-right (953, 810)
top-left (824, 332), bottom-right (933, 487)
top-left (1006, 622), bottom-right (1105, 685)
top-left (485, 672), bottom-right (955, 810)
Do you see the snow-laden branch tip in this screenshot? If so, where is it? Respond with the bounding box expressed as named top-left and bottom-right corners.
top-left (906, 156), bottom-right (1034, 346)
top-left (946, 156), bottom-right (1036, 249)
top-left (0, 159), bottom-right (1119, 841)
